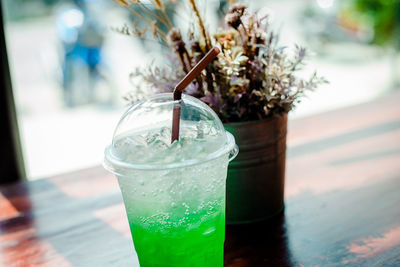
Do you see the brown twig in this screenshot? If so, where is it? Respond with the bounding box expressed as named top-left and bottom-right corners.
top-left (150, 0), bottom-right (174, 29)
top-left (188, 0), bottom-right (211, 51)
top-left (240, 21), bottom-right (249, 38)
top-left (177, 52), bottom-right (189, 73)
top-left (168, 29), bottom-right (191, 73)
top-left (127, 6), bottom-right (168, 42)
top-left (137, 1), bottom-right (172, 31)
top-left (157, 5), bottom-right (174, 28)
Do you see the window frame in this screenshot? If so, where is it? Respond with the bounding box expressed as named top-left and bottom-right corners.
top-left (0, 2), bottom-right (26, 184)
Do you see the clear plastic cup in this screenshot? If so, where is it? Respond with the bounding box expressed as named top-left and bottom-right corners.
top-left (104, 93), bottom-right (238, 267)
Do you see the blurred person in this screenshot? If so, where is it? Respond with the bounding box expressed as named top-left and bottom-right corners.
top-left (56, 0), bottom-right (112, 107)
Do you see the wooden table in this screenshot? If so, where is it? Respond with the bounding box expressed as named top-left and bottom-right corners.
top-left (1, 93), bottom-right (400, 266)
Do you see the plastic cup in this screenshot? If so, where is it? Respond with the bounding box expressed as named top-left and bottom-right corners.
top-left (104, 94), bottom-right (238, 267)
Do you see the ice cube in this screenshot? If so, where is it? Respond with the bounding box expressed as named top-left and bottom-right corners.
top-left (149, 139), bottom-right (169, 151)
top-left (145, 132), bottom-right (158, 145)
top-left (113, 136), bottom-right (146, 160)
top-left (160, 127), bottom-right (172, 142)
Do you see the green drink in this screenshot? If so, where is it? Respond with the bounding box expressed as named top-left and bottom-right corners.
top-left (118, 152), bottom-right (228, 266)
top-left (132, 212), bottom-right (225, 266)
top-left (104, 94), bottom-right (237, 266)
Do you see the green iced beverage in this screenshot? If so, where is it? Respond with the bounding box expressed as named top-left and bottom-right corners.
top-left (117, 150), bottom-right (228, 266)
top-left (104, 94), bottom-right (237, 266)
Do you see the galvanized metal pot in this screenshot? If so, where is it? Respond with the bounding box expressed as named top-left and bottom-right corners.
top-left (224, 114), bottom-right (287, 224)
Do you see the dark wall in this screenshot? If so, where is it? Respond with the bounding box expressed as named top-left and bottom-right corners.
top-left (0, 2), bottom-right (26, 184)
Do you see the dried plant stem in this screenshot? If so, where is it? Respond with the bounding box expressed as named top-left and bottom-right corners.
top-left (157, 7), bottom-right (174, 28)
top-left (127, 6), bottom-right (168, 42)
top-left (138, 2), bottom-right (171, 32)
top-left (114, 0), bottom-right (129, 6)
top-left (177, 53), bottom-right (189, 73)
top-left (150, 0), bottom-right (174, 28)
top-left (182, 49), bottom-right (194, 73)
top-left (183, 50), bottom-right (192, 68)
top-left (163, 12), bottom-right (173, 28)
top-left (240, 21), bottom-right (249, 37)
top-left (205, 67), bottom-right (214, 93)
top-left (173, 45), bottom-right (191, 74)
top-left (195, 76), bottom-right (204, 94)
top-left (189, 0), bottom-right (211, 51)
top-left (152, 0), bottom-right (164, 10)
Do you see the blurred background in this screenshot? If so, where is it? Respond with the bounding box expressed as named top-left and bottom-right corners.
top-left (2, 0), bottom-right (399, 180)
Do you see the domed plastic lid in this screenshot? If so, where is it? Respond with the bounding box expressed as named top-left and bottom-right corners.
top-left (104, 93), bottom-right (237, 173)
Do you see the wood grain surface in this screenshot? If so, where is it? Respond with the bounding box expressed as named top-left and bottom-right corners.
top-left (1, 92), bottom-right (400, 266)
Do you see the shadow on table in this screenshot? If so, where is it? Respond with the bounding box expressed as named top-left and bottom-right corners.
top-left (224, 212), bottom-right (295, 267)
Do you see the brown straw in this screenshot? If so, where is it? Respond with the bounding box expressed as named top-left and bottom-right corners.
top-left (171, 46), bottom-right (220, 143)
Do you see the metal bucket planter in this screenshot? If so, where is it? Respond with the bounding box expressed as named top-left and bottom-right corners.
top-left (224, 114), bottom-right (287, 224)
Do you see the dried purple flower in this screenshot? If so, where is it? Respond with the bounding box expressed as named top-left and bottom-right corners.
top-left (168, 28), bottom-right (182, 42)
top-left (190, 41), bottom-right (201, 52)
top-left (202, 92), bottom-right (221, 111)
top-left (225, 13), bottom-right (242, 30)
top-left (225, 3), bottom-right (250, 40)
top-left (228, 3), bottom-right (247, 17)
top-left (298, 47), bottom-right (306, 59)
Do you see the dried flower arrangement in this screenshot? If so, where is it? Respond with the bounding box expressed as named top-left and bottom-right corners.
top-left (114, 0), bottom-right (327, 123)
